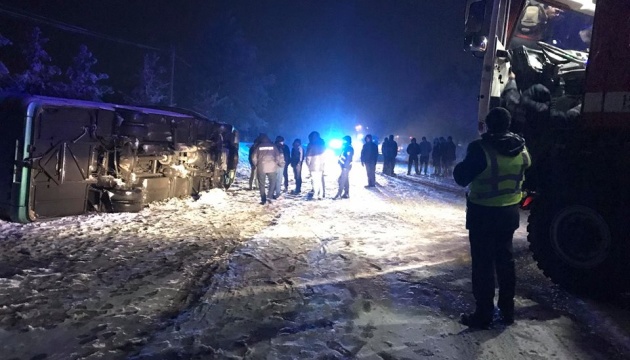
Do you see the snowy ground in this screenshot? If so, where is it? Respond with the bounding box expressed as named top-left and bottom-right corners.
top-left (1, 144), bottom-right (630, 359)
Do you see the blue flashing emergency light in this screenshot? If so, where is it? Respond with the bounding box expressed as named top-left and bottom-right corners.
top-left (328, 138), bottom-right (343, 150)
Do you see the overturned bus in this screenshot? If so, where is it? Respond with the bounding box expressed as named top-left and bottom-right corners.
top-left (0, 94), bottom-right (239, 223)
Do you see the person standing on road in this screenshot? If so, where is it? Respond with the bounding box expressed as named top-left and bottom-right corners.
top-left (386, 135), bottom-right (398, 175)
top-left (361, 134), bottom-right (378, 187)
top-left (438, 137), bottom-right (447, 176)
top-left (418, 136), bottom-right (432, 175)
top-left (279, 136), bottom-right (292, 192)
top-left (305, 131), bottom-right (326, 200)
top-left (290, 138), bottom-right (304, 194)
top-left (381, 137), bottom-right (391, 175)
top-left (252, 134), bottom-right (282, 205)
top-left (443, 136), bottom-right (457, 177)
top-left (334, 135), bottom-right (354, 199)
top-left (248, 135), bottom-right (261, 190)
top-left (432, 137), bottom-right (442, 176)
top-left (406, 137), bottom-right (421, 175)
top-left (273, 136), bottom-right (289, 199)
top-left (453, 107), bottom-right (531, 329)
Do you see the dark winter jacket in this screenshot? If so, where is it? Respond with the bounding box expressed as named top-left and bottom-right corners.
top-left (500, 78), bottom-right (521, 121)
top-left (443, 140), bottom-right (457, 163)
top-left (382, 139), bottom-right (391, 158)
top-left (418, 140), bottom-right (432, 158)
top-left (453, 131), bottom-right (527, 231)
top-left (521, 84), bottom-right (551, 136)
top-left (276, 142), bottom-right (290, 167)
top-left (290, 145), bottom-right (304, 167)
top-left (406, 142), bottom-right (421, 158)
top-left (432, 140), bottom-right (441, 161)
top-left (338, 144), bottom-right (354, 169)
top-left (502, 81), bottom-right (551, 138)
top-left (248, 139), bottom-right (260, 167)
top-left (252, 135), bottom-right (282, 174)
top-left (361, 141), bottom-right (379, 165)
top-left (387, 140), bottom-right (398, 159)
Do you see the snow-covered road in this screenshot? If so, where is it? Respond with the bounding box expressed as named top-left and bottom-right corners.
top-left (1, 148), bottom-right (630, 359)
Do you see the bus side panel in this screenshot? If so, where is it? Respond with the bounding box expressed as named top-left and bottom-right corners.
top-left (0, 99), bottom-right (29, 222)
top-left (28, 106), bottom-right (98, 219)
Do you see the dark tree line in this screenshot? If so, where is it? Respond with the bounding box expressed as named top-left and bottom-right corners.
top-left (191, 13), bottom-right (274, 137)
top-left (0, 19), bottom-right (274, 136)
top-left (0, 27), bottom-right (113, 101)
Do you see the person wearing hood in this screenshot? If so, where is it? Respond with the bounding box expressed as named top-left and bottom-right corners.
top-left (305, 131), bottom-right (326, 200)
top-left (273, 136), bottom-right (290, 198)
top-left (333, 136), bottom-right (354, 199)
top-left (251, 134), bottom-right (282, 205)
top-left (453, 107), bottom-right (531, 329)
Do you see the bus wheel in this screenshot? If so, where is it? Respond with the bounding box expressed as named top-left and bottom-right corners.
top-left (108, 188), bottom-right (144, 213)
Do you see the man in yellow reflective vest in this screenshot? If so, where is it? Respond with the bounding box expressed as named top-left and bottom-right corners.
top-left (453, 107), bottom-right (531, 329)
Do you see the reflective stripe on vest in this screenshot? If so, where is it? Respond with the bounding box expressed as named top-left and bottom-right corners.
top-left (468, 143), bottom-right (530, 207)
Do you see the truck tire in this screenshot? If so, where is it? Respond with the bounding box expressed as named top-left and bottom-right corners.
top-left (527, 198), bottom-right (629, 297)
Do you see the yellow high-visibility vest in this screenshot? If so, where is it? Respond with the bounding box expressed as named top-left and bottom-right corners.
top-left (468, 142), bottom-right (531, 207)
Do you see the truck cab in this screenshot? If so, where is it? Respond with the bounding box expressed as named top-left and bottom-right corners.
top-left (464, 0), bottom-right (630, 296)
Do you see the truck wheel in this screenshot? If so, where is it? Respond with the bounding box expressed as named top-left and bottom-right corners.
top-left (527, 199), bottom-right (629, 297)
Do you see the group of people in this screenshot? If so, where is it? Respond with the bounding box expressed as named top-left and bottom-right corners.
top-left (247, 131), bottom-right (465, 205)
top-left (249, 131), bottom-right (406, 204)
top-left (405, 136), bottom-right (457, 177)
top-left (381, 135), bottom-right (399, 176)
top-left (248, 131), bottom-right (356, 205)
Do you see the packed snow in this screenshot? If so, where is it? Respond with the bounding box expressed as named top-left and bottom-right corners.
top-left (0, 143), bottom-right (629, 359)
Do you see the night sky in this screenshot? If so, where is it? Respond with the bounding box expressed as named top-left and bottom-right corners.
top-left (0, 0), bottom-right (482, 142)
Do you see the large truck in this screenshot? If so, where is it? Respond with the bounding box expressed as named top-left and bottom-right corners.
top-left (464, 0), bottom-right (630, 296)
top-left (0, 94), bottom-right (239, 223)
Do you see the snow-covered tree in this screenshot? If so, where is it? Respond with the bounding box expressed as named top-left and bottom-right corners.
top-left (63, 44), bottom-right (112, 101)
top-left (13, 27), bottom-right (62, 96)
top-left (127, 53), bottom-right (170, 106)
top-left (194, 13), bottom-right (274, 134)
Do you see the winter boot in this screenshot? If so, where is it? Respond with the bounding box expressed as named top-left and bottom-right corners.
top-left (460, 312), bottom-right (492, 329)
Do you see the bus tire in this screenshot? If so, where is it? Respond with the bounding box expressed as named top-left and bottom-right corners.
top-left (108, 188), bottom-right (144, 213)
top-left (109, 188), bottom-right (143, 203)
